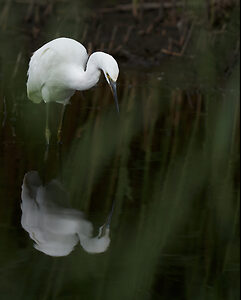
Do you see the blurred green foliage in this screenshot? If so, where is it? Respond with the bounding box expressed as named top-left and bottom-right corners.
top-left (0, 0), bottom-right (240, 299)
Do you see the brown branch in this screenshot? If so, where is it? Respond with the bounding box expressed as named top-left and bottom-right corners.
top-left (123, 26), bottom-right (134, 44)
top-left (162, 48), bottom-right (182, 57)
top-left (100, 2), bottom-right (184, 14)
top-left (162, 22), bottom-right (194, 57)
top-left (108, 25), bottom-right (118, 51)
top-left (179, 22), bottom-right (194, 55)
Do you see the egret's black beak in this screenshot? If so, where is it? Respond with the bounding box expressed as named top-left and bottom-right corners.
top-left (109, 80), bottom-right (119, 113)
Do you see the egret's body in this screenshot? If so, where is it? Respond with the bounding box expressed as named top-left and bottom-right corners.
top-left (27, 37), bottom-right (119, 144)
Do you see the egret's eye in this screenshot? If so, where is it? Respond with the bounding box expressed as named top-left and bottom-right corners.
top-left (106, 73), bottom-right (111, 80)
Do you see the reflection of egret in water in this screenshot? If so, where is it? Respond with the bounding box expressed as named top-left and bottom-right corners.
top-left (21, 171), bottom-right (112, 257)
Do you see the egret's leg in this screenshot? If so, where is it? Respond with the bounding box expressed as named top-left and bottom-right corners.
top-left (57, 104), bottom-right (66, 144)
top-left (45, 102), bottom-right (51, 145)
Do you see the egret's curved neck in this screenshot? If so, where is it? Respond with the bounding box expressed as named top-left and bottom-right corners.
top-left (70, 52), bottom-right (104, 91)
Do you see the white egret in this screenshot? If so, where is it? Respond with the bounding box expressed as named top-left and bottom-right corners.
top-left (21, 171), bottom-right (111, 256)
top-left (27, 37), bottom-right (120, 144)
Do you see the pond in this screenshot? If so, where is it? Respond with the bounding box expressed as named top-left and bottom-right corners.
top-left (0, 1), bottom-right (240, 300)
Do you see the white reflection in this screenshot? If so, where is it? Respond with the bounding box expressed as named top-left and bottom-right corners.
top-left (21, 171), bottom-right (110, 257)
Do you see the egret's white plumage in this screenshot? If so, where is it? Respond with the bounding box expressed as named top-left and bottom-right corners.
top-left (21, 171), bottom-right (111, 257)
top-left (27, 37), bottom-right (119, 145)
top-left (27, 37), bottom-right (119, 105)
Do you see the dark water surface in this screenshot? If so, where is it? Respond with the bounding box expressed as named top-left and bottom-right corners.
top-left (0, 1), bottom-right (240, 300)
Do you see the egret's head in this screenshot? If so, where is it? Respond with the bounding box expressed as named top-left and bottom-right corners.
top-left (102, 54), bottom-right (119, 82)
top-left (99, 53), bottom-right (120, 113)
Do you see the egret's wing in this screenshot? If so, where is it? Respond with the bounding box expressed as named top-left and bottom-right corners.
top-left (27, 47), bottom-right (56, 103)
top-left (48, 37), bottom-right (88, 68)
top-left (27, 37), bottom-right (89, 103)
top-left (33, 233), bottom-right (79, 257)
